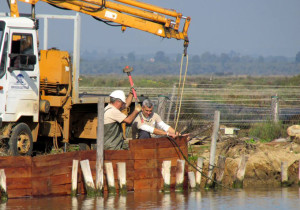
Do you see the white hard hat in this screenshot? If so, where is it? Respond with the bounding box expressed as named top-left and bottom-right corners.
top-left (109, 90), bottom-right (126, 103)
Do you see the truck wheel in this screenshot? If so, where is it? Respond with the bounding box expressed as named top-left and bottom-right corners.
top-left (8, 123), bottom-right (33, 156)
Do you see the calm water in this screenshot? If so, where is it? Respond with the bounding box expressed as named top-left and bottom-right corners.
top-left (2, 187), bottom-right (300, 210)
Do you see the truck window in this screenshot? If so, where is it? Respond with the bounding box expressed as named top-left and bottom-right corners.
top-left (0, 21), bottom-right (4, 49)
top-left (0, 34), bottom-right (8, 77)
top-left (10, 34), bottom-right (34, 69)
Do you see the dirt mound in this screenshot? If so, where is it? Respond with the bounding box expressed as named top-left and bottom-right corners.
top-left (194, 139), bottom-right (300, 188)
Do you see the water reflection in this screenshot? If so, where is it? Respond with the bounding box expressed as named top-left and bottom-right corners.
top-left (118, 195), bottom-right (126, 209)
top-left (1, 187), bottom-right (300, 209)
top-left (237, 189), bottom-right (246, 207)
top-left (95, 196), bottom-right (104, 209)
top-left (161, 193), bottom-right (171, 210)
top-left (0, 203), bottom-right (6, 210)
top-left (81, 197), bottom-right (95, 210)
top-left (187, 191), bottom-right (201, 209)
top-left (175, 192), bottom-right (185, 210)
top-left (105, 195), bottom-right (115, 209)
top-left (71, 197), bottom-right (78, 210)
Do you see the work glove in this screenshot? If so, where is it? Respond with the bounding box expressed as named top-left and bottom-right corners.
top-left (135, 104), bottom-right (142, 112)
top-left (129, 87), bottom-right (136, 95)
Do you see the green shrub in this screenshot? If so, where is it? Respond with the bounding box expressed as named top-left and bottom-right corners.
top-left (245, 138), bottom-right (257, 144)
top-left (249, 121), bottom-right (287, 142)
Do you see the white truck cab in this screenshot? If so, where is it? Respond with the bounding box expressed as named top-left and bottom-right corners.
top-left (0, 17), bottom-right (39, 155)
top-left (0, 17), bottom-right (39, 123)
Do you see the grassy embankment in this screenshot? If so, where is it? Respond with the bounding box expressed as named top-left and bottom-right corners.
top-left (79, 74), bottom-right (300, 87)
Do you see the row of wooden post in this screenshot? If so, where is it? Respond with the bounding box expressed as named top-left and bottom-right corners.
top-left (71, 160), bottom-right (127, 196)
top-left (74, 155), bottom-right (289, 193)
top-left (73, 156), bottom-right (253, 194)
top-left (73, 158), bottom-right (199, 194)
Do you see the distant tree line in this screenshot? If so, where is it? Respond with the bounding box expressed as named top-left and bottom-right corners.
top-left (79, 51), bottom-right (300, 76)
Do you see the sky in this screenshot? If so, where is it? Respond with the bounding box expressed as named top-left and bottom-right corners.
top-left (1, 0), bottom-right (300, 57)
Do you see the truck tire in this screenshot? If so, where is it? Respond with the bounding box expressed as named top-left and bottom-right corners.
top-left (8, 123), bottom-right (33, 156)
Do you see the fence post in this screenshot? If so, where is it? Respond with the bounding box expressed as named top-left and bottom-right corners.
top-left (116, 162), bottom-right (127, 194)
top-left (216, 155), bottom-right (226, 184)
top-left (0, 169), bottom-right (7, 202)
top-left (105, 162), bottom-right (116, 194)
top-left (271, 95), bottom-right (279, 123)
top-left (80, 160), bottom-right (96, 196)
top-left (206, 110), bottom-right (220, 188)
top-left (188, 171), bottom-right (196, 190)
top-left (71, 160), bottom-right (79, 196)
top-left (196, 157), bottom-right (203, 189)
top-left (96, 97), bottom-right (104, 196)
top-left (233, 154), bottom-right (248, 188)
top-left (161, 160), bottom-right (172, 193)
top-left (175, 159), bottom-right (185, 192)
top-left (281, 161), bottom-right (291, 187)
top-left (157, 95), bottom-right (167, 121)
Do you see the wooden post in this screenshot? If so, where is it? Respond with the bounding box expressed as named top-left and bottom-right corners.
top-left (161, 160), bottom-right (172, 193)
top-left (188, 172), bottom-right (196, 191)
top-left (96, 97), bottom-right (104, 196)
top-left (196, 157), bottom-right (203, 189)
top-left (71, 160), bottom-right (79, 196)
top-left (105, 162), bottom-right (116, 194)
top-left (167, 85), bottom-right (176, 124)
top-left (116, 162), bottom-right (127, 194)
top-left (206, 110), bottom-right (220, 188)
top-left (233, 155), bottom-right (248, 188)
top-left (271, 95), bottom-right (279, 123)
top-left (0, 169), bottom-right (7, 202)
top-left (157, 95), bottom-right (167, 121)
top-left (175, 159), bottom-right (185, 192)
top-left (216, 156), bottom-right (226, 184)
top-left (80, 160), bottom-right (96, 196)
top-left (281, 161), bottom-right (291, 187)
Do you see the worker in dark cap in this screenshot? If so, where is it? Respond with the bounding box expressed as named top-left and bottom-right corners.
top-left (132, 99), bottom-right (179, 139)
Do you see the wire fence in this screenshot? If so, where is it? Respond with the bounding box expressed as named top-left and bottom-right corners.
top-left (80, 84), bottom-right (300, 133)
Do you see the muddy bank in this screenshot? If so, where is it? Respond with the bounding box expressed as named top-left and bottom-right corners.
top-left (190, 138), bottom-right (300, 188)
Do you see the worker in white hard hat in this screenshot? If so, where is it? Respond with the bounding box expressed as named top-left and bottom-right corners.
top-left (104, 89), bottom-right (142, 150)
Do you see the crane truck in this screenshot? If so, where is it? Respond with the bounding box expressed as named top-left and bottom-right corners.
top-left (0, 0), bottom-right (190, 156)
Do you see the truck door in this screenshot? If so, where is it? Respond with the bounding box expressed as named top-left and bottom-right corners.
top-left (6, 29), bottom-right (39, 122)
top-left (0, 22), bottom-right (7, 124)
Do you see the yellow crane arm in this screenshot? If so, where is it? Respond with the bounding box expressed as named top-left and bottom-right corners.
top-left (10, 0), bottom-right (190, 47)
top-left (9, 0), bottom-right (20, 17)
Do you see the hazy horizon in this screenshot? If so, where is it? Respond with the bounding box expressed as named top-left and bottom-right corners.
top-left (1, 0), bottom-right (300, 58)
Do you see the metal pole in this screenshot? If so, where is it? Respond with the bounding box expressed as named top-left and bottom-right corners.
top-left (73, 13), bottom-right (81, 104)
top-left (43, 17), bottom-right (48, 50)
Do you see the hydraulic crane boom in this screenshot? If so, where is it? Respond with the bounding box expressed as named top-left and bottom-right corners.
top-left (9, 0), bottom-right (190, 49)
